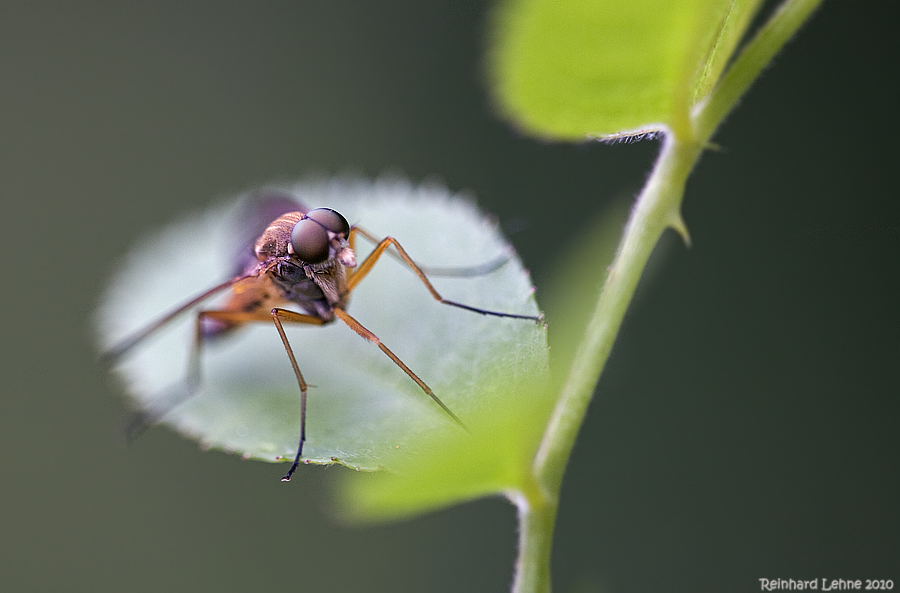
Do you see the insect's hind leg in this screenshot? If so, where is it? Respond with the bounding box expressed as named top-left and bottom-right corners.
top-left (122, 309), bottom-right (223, 441)
top-left (123, 308), bottom-right (277, 442)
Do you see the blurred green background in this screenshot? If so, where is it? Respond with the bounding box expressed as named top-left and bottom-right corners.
top-left (1, 2), bottom-right (897, 592)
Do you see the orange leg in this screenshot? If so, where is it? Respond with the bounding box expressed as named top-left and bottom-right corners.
top-left (262, 308), bottom-right (328, 481)
top-left (274, 305), bottom-right (474, 481)
top-left (121, 305), bottom-right (319, 442)
top-left (196, 308), bottom-right (331, 482)
top-left (332, 307), bottom-right (464, 428)
top-left (189, 309), bottom-right (323, 391)
top-left (103, 275), bottom-right (248, 364)
top-left (345, 230), bottom-right (541, 322)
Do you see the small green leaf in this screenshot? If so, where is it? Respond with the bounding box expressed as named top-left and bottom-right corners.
top-left (97, 176), bottom-right (548, 474)
top-left (341, 368), bottom-right (554, 521)
top-left (488, 0), bottom-right (738, 140)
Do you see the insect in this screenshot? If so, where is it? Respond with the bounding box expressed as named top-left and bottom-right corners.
top-left (104, 192), bottom-right (541, 481)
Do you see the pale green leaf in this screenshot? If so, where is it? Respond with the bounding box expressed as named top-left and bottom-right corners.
top-left (97, 176), bottom-right (548, 474)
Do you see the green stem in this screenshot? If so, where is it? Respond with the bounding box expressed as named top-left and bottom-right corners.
top-left (511, 1), bottom-right (824, 590)
top-left (512, 134), bottom-right (701, 593)
top-left (510, 488), bottom-right (556, 593)
top-left (534, 133), bottom-right (700, 495)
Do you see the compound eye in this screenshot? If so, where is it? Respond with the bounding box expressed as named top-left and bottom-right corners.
top-left (305, 208), bottom-right (350, 236)
top-left (291, 218), bottom-right (329, 263)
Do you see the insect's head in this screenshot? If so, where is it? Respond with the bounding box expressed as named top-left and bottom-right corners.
top-left (289, 208), bottom-right (356, 267)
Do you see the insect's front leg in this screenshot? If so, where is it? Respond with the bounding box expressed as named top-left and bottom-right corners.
top-left (269, 308), bottom-right (326, 482)
top-left (345, 232), bottom-right (542, 322)
top-left (349, 225), bottom-right (513, 278)
top-left (332, 307), bottom-right (465, 429)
